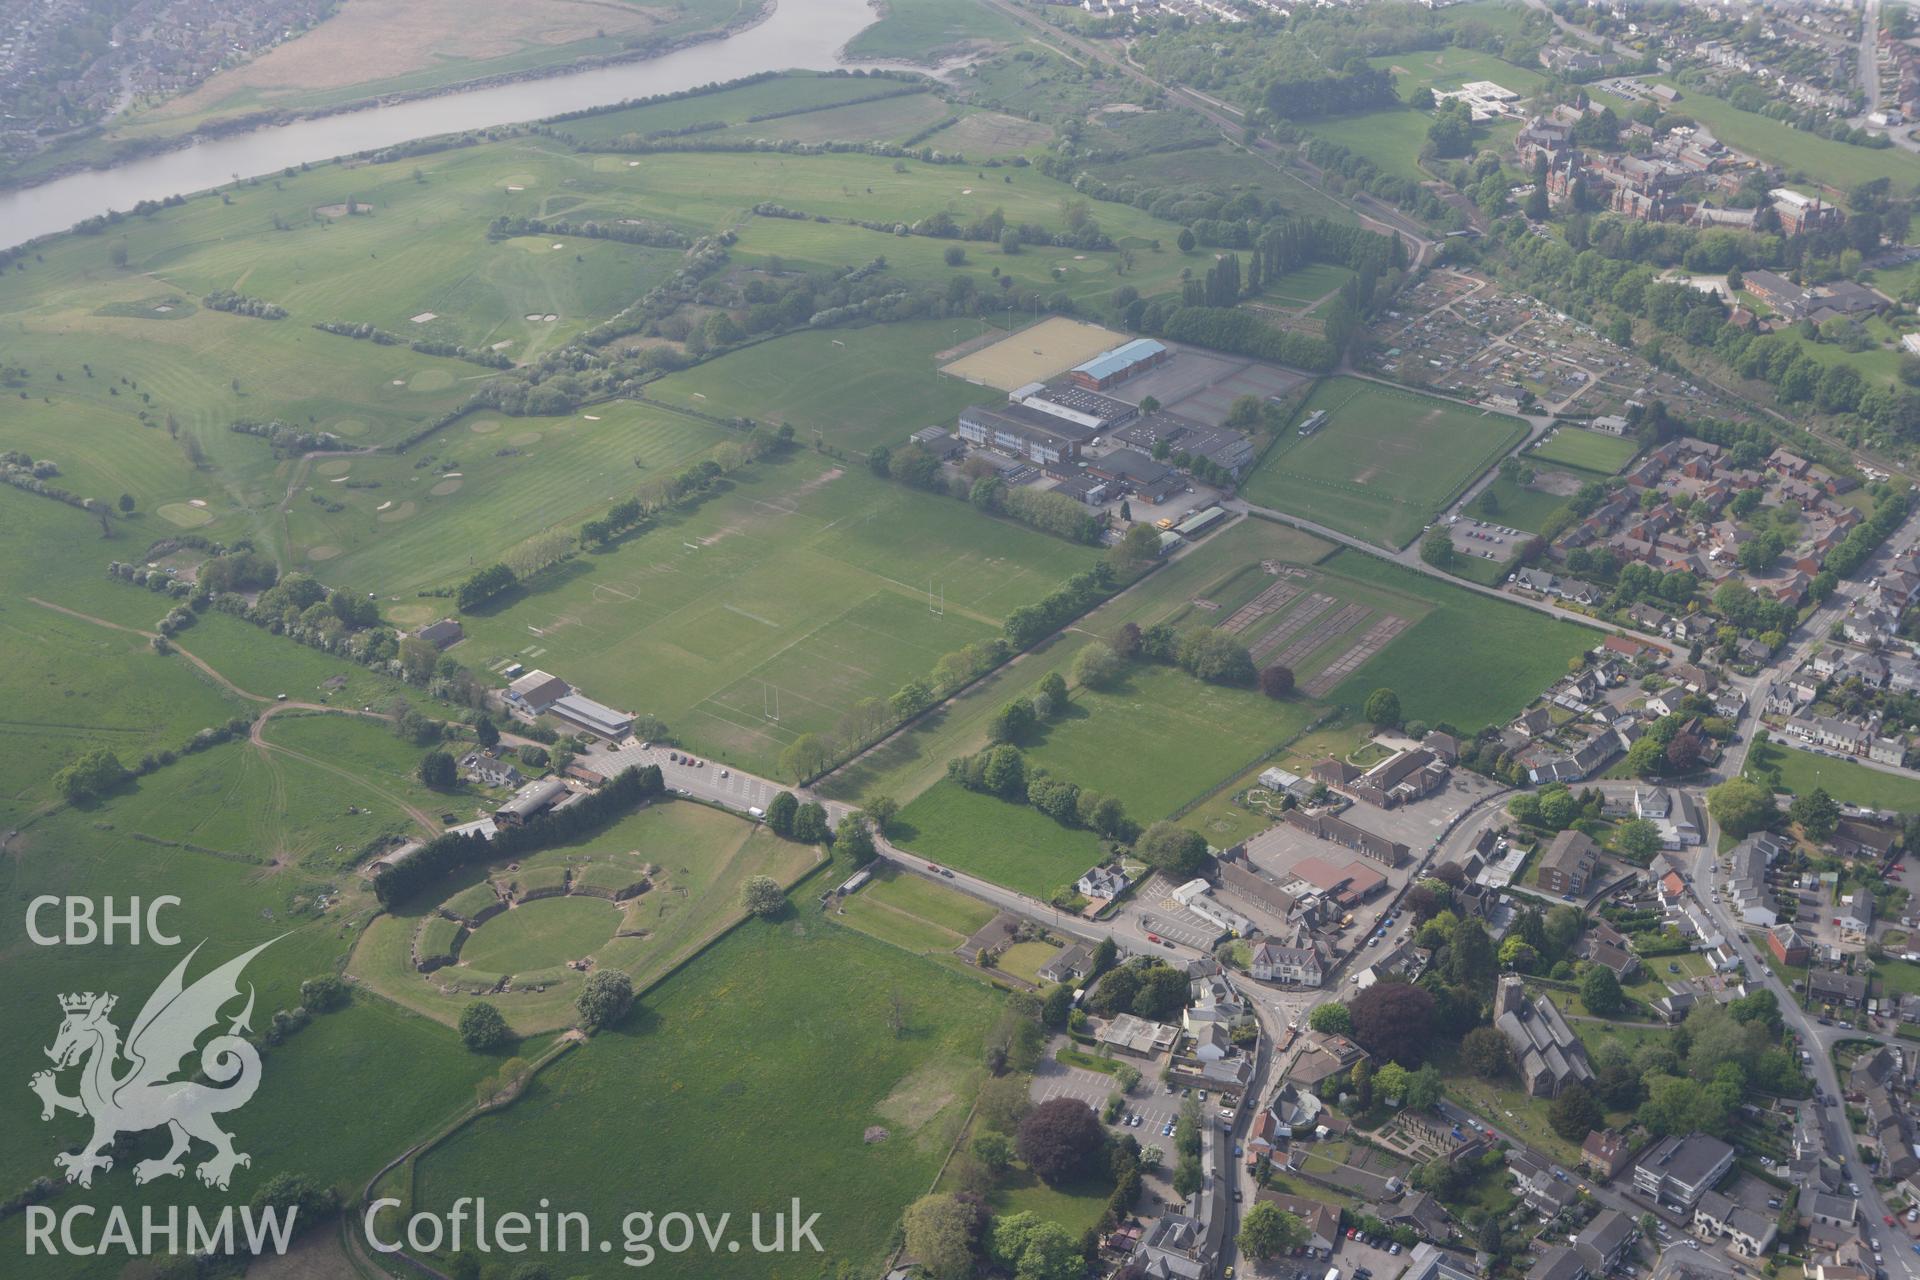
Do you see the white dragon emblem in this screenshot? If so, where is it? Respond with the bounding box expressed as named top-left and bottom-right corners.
top-left (29, 938), bottom-right (277, 1190)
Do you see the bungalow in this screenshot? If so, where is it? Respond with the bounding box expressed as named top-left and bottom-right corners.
top-left (414, 618), bottom-right (465, 649)
top-left (1037, 943), bottom-right (1093, 985)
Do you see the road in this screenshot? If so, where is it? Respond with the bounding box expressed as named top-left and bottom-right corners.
top-left (1655, 499), bottom-right (1920, 1280)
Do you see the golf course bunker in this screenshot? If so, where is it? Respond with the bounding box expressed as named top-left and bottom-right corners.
top-left (378, 500), bottom-right (418, 522)
top-left (410, 368), bottom-right (455, 392)
top-left (429, 478), bottom-right (464, 496)
top-left (459, 896), bottom-right (617, 973)
top-left (508, 430), bottom-right (542, 446)
top-left (316, 458), bottom-right (354, 477)
top-left (306, 545), bottom-right (341, 562)
top-left (155, 502), bottom-right (214, 528)
top-left (469, 420), bottom-right (501, 434)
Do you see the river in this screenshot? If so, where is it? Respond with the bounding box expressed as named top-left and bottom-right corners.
top-left (0, 0), bottom-right (887, 250)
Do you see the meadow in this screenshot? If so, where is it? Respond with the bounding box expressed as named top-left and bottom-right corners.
top-left (1746, 736), bottom-right (1920, 812)
top-left (408, 909), bottom-right (1004, 1279)
top-left (1526, 427), bottom-right (1640, 475)
top-left (554, 73), bottom-right (926, 146)
top-left (1244, 377), bottom-right (1530, 548)
top-left (351, 799), bottom-right (819, 1032)
top-left (843, 0), bottom-right (1028, 61)
top-left (0, 761), bottom-right (498, 1274)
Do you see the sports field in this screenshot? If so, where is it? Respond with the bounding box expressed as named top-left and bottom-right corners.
top-left (409, 911), bottom-right (1002, 1279)
top-left (1526, 427), bottom-right (1640, 475)
top-left (446, 455), bottom-right (1098, 780)
top-left (941, 316), bottom-right (1132, 390)
top-left (1264, 262), bottom-right (1356, 308)
top-left (1244, 378), bottom-right (1530, 548)
top-left (646, 318), bottom-right (1006, 454)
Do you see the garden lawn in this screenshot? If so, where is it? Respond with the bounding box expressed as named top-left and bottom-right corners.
top-left (843, 0), bottom-right (1027, 61)
top-left (1321, 549), bottom-right (1598, 730)
top-left (1244, 378), bottom-right (1529, 548)
top-left (893, 780), bottom-right (1107, 899)
top-left (1746, 737), bottom-right (1920, 811)
top-left (409, 910), bottom-right (1003, 1280)
top-left (1526, 427), bottom-right (1641, 474)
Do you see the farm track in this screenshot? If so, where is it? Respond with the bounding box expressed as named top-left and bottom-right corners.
top-left (26, 595), bottom-right (441, 834)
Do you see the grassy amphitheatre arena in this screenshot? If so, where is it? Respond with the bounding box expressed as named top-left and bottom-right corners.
top-left (1244, 377), bottom-right (1531, 548)
top-left (352, 800), bottom-right (822, 1034)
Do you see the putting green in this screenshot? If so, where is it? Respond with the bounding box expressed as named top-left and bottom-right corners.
top-left (331, 418), bottom-right (368, 437)
top-left (306, 544), bottom-right (341, 561)
top-left (508, 430), bottom-right (542, 446)
top-left (469, 420), bottom-right (501, 434)
top-left (316, 458), bottom-right (353, 477)
top-left (155, 502), bottom-right (214, 528)
top-left (410, 368), bottom-right (456, 392)
top-left (377, 500), bottom-right (418, 522)
top-left (458, 896), bottom-right (617, 972)
top-left (429, 478), bottom-right (464, 496)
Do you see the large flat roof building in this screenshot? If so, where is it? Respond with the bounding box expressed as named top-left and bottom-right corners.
top-left (1070, 338), bottom-right (1168, 390)
top-left (957, 403), bottom-right (1090, 466)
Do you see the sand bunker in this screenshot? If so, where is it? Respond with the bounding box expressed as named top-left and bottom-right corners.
top-left (156, 502), bottom-right (214, 528)
top-left (411, 312), bottom-right (437, 324)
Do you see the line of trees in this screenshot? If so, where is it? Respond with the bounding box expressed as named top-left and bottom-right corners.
top-left (202, 290), bottom-right (286, 319)
top-left (374, 765), bottom-right (662, 907)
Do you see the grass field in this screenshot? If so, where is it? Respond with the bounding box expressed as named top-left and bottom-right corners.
top-left (1526, 427), bottom-right (1640, 474)
top-left (1264, 261), bottom-right (1356, 308)
top-left (444, 453), bottom-right (1099, 781)
top-left (1244, 378), bottom-right (1530, 548)
top-left (1374, 46), bottom-right (1545, 101)
top-left (1466, 473), bottom-right (1574, 533)
top-left (1013, 662), bottom-right (1321, 820)
top-left (818, 517), bottom-right (1338, 808)
top-left (558, 74), bottom-right (933, 146)
top-left (1746, 737), bottom-right (1920, 811)
top-left (408, 909), bottom-right (1003, 1279)
top-left (1594, 82), bottom-right (1920, 193)
top-left (647, 318), bottom-right (1006, 454)
top-left (836, 862), bottom-right (998, 958)
top-left (893, 781), bottom-right (1107, 899)
top-left (1321, 549), bottom-right (1598, 731)
top-left (351, 799), bottom-right (819, 1032)
top-left (0, 766), bottom-right (499, 1272)
top-left (843, 0), bottom-right (1028, 61)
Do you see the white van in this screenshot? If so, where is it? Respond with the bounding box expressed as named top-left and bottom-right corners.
top-left (747, 806), bottom-right (765, 820)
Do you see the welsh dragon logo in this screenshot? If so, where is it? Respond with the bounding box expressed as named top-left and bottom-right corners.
top-left (30, 939), bottom-right (277, 1190)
